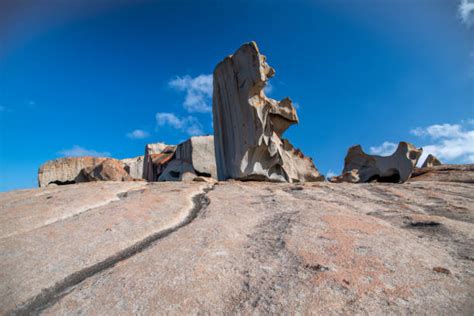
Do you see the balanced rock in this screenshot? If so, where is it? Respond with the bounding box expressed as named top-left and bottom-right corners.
top-left (82, 159), bottom-right (133, 182)
top-left (421, 154), bottom-right (442, 168)
top-left (410, 164), bottom-right (474, 183)
top-left (143, 143), bottom-right (176, 181)
top-left (212, 41), bottom-right (323, 182)
top-left (121, 156), bottom-right (144, 179)
top-left (159, 136), bottom-right (217, 181)
top-left (38, 157), bottom-right (111, 187)
top-left (340, 142), bottom-right (422, 183)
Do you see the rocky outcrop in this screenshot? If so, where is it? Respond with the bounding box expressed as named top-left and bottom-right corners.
top-left (121, 156), bottom-right (144, 179)
top-left (1, 179), bottom-right (473, 314)
top-left (339, 142), bottom-right (422, 183)
top-left (159, 135), bottom-right (217, 181)
top-left (410, 164), bottom-right (474, 183)
top-left (329, 169), bottom-right (360, 183)
top-left (421, 154), bottom-right (442, 168)
top-left (143, 143), bottom-right (176, 181)
top-left (212, 41), bottom-right (323, 183)
top-left (38, 157), bottom-right (110, 187)
top-left (82, 159), bottom-right (133, 182)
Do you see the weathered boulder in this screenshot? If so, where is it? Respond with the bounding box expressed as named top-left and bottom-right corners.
top-left (38, 157), bottom-right (111, 187)
top-left (340, 142), bottom-right (422, 183)
top-left (121, 156), bottom-right (144, 179)
top-left (158, 160), bottom-right (196, 181)
top-left (410, 164), bottom-right (474, 183)
top-left (174, 135), bottom-right (217, 178)
top-left (82, 159), bottom-right (133, 182)
top-left (143, 143), bottom-right (176, 181)
top-left (329, 169), bottom-right (360, 183)
top-left (212, 41), bottom-right (323, 183)
top-left (421, 154), bottom-right (442, 168)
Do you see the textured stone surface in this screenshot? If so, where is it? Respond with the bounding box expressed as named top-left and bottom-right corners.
top-left (82, 159), bottom-right (133, 182)
top-left (421, 154), bottom-right (442, 168)
top-left (410, 164), bottom-right (474, 183)
top-left (0, 181), bottom-right (210, 314)
top-left (212, 42), bottom-right (323, 183)
top-left (1, 178), bottom-right (472, 315)
top-left (158, 159), bottom-right (196, 181)
top-left (121, 156), bottom-right (144, 179)
top-left (143, 143), bottom-right (176, 181)
top-left (341, 142), bottom-right (423, 183)
top-left (38, 157), bottom-right (112, 187)
top-left (175, 135), bottom-right (217, 179)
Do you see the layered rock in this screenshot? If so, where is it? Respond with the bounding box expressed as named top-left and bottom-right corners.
top-left (121, 156), bottom-right (144, 179)
top-left (159, 135), bottom-right (217, 181)
top-left (212, 41), bottom-right (323, 183)
top-left (82, 159), bottom-right (133, 182)
top-left (410, 164), bottom-right (474, 183)
top-left (421, 154), bottom-right (442, 168)
top-left (38, 157), bottom-right (109, 187)
top-left (340, 142), bottom-right (422, 183)
top-left (143, 143), bottom-right (176, 181)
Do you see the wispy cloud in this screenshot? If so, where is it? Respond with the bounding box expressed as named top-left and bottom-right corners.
top-left (326, 170), bottom-right (337, 178)
top-left (57, 145), bottom-right (110, 157)
top-left (169, 74), bottom-right (213, 113)
top-left (156, 112), bottom-right (204, 136)
top-left (264, 81), bottom-right (273, 95)
top-left (459, 0), bottom-right (474, 27)
top-left (126, 129), bottom-right (150, 139)
top-left (0, 105), bottom-right (5, 112)
top-left (410, 122), bottom-right (474, 164)
top-left (369, 141), bottom-right (397, 156)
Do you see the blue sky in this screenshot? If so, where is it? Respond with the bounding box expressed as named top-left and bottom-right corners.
top-left (1, 0), bottom-right (473, 191)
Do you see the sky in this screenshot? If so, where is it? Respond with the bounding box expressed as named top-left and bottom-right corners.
top-left (0, 0), bottom-right (473, 191)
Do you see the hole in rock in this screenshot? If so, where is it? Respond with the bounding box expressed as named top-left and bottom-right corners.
top-left (48, 180), bottom-right (76, 186)
top-left (367, 169), bottom-right (401, 183)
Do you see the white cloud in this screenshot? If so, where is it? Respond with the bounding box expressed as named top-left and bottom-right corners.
top-left (126, 129), bottom-right (150, 139)
top-left (156, 112), bottom-right (204, 136)
top-left (410, 122), bottom-right (474, 165)
top-left (369, 141), bottom-right (398, 156)
top-left (326, 170), bottom-right (337, 178)
top-left (459, 0), bottom-right (474, 27)
top-left (169, 74), bottom-right (213, 113)
top-left (264, 82), bottom-right (273, 95)
top-left (58, 145), bottom-right (110, 157)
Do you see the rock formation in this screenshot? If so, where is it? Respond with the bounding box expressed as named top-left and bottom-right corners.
top-left (82, 159), bottom-right (133, 182)
top-left (1, 178), bottom-right (473, 314)
top-left (339, 142), bottom-right (422, 183)
top-left (421, 154), bottom-right (442, 168)
top-left (121, 156), bottom-right (144, 179)
top-left (410, 164), bottom-right (474, 183)
top-left (143, 143), bottom-right (176, 181)
top-left (38, 157), bottom-right (111, 187)
top-left (159, 135), bottom-right (217, 181)
top-left (329, 169), bottom-right (360, 183)
top-left (212, 41), bottom-right (323, 183)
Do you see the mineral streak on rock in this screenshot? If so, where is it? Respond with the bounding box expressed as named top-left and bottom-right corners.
top-left (38, 157), bottom-right (114, 187)
top-left (421, 154), bottom-right (442, 168)
top-left (341, 142), bottom-right (422, 183)
top-left (143, 143), bottom-right (176, 181)
top-left (121, 156), bottom-right (144, 179)
top-left (159, 135), bottom-right (217, 181)
top-left (212, 41), bottom-right (323, 183)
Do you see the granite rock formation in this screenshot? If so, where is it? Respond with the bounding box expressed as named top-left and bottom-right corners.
top-left (1, 176), bottom-right (473, 314)
top-left (38, 157), bottom-right (113, 187)
top-left (121, 156), bottom-right (144, 179)
top-left (143, 143), bottom-right (176, 181)
top-left (212, 41), bottom-right (323, 183)
top-left (82, 159), bottom-right (133, 182)
top-left (410, 164), bottom-right (474, 183)
top-left (340, 142), bottom-right (422, 183)
top-left (421, 154), bottom-right (442, 168)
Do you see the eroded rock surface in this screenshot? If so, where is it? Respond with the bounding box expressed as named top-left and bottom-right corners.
top-left (143, 143), bottom-right (176, 181)
top-left (1, 178), bottom-right (472, 315)
top-left (82, 159), bottom-right (133, 182)
top-left (410, 164), bottom-right (474, 183)
top-left (341, 142), bottom-right (422, 183)
top-left (421, 154), bottom-right (442, 168)
top-left (212, 41), bottom-right (323, 183)
top-left (38, 157), bottom-right (118, 187)
top-left (121, 156), bottom-right (144, 179)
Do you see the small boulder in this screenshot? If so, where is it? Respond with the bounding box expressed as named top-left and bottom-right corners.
top-left (82, 159), bottom-right (133, 182)
top-left (158, 160), bottom-right (196, 181)
top-left (121, 156), bottom-right (145, 179)
top-left (329, 169), bottom-right (360, 183)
